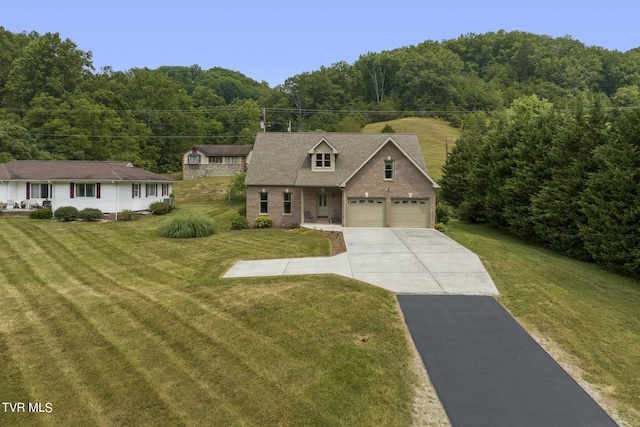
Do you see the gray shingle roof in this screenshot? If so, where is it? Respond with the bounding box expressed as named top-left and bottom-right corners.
top-left (0, 161), bottom-right (176, 182)
top-left (245, 132), bottom-right (434, 187)
top-left (187, 144), bottom-right (253, 157)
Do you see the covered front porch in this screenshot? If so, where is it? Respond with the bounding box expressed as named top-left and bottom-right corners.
top-left (299, 187), bottom-right (343, 225)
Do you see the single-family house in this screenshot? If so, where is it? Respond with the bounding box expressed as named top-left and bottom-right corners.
top-left (182, 144), bottom-right (252, 179)
top-left (0, 160), bottom-right (176, 214)
top-left (245, 133), bottom-right (439, 228)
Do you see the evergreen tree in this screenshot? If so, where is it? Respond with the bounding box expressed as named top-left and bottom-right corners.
top-left (579, 108), bottom-right (640, 276)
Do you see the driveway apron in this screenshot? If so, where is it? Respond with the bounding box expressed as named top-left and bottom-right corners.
top-left (398, 295), bottom-right (617, 427)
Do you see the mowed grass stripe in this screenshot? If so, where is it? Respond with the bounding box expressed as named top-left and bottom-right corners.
top-left (0, 237), bottom-right (185, 425)
top-left (0, 237), bottom-right (149, 426)
top-left (0, 223), bottom-right (237, 424)
top-left (3, 221), bottom-right (326, 423)
top-left (0, 281), bottom-right (121, 427)
top-left (3, 223), bottom-right (262, 422)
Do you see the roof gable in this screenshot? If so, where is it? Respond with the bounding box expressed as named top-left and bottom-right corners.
top-left (307, 138), bottom-right (339, 155)
top-left (339, 137), bottom-right (440, 188)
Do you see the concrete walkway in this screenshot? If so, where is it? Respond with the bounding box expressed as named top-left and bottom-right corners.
top-left (223, 228), bottom-right (498, 295)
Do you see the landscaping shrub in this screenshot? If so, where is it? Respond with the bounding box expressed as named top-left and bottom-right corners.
top-left (237, 206), bottom-right (247, 217)
top-left (435, 222), bottom-right (448, 232)
top-left (54, 206), bottom-right (78, 221)
top-left (436, 203), bottom-right (453, 225)
top-left (230, 215), bottom-right (249, 230)
top-left (117, 210), bottom-right (136, 221)
top-left (29, 208), bottom-right (53, 219)
top-left (158, 214), bottom-right (215, 238)
top-left (149, 201), bottom-right (174, 215)
top-left (255, 216), bottom-right (272, 229)
top-left (78, 208), bottom-right (103, 221)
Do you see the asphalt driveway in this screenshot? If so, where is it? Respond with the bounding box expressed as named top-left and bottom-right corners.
top-left (224, 228), bottom-right (499, 295)
top-left (399, 295), bottom-right (617, 427)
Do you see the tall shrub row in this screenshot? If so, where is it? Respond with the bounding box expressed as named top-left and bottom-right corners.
top-left (441, 96), bottom-right (640, 277)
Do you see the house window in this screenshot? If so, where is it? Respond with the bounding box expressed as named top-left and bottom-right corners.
top-left (76, 183), bottom-right (96, 198)
top-left (283, 193), bottom-right (292, 215)
top-left (384, 160), bottom-right (394, 180)
top-left (133, 183), bottom-right (141, 198)
top-left (188, 154), bottom-right (200, 164)
top-left (162, 184), bottom-right (169, 196)
top-left (209, 156), bottom-right (222, 163)
top-left (259, 192), bottom-right (268, 214)
top-left (31, 183), bottom-right (50, 199)
top-left (315, 153), bottom-right (331, 169)
top-left (147, 184), bottom-right (157, 197)
top-left (224, 157), bottom-right (239, 164)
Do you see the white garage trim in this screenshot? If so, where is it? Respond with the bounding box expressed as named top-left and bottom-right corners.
top-left (391, 199), bottom-right (430, 228)
top-left (347, 198), bottom-right (385, 227)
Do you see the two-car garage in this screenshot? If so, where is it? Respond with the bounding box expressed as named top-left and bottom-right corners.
top-left (346, 198), bottom-right (431, 228)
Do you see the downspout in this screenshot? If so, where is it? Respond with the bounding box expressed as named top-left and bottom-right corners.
top-left (113, 181), bottom-right (118, 221)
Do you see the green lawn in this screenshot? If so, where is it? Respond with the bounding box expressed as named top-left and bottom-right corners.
top-left (3, 173), bottom-right (638, 426)
top-left (0, 182), bottom-right (420, 426)
top-left (446, 221), bottom-right (640, 426)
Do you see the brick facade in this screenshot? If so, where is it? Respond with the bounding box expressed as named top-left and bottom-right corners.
top-left (343, 144), bottom-right (436, 227)
top-left (246, 186), bottom-right (303, 228)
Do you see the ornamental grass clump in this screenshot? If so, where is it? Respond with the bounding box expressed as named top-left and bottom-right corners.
top-left (157, 214), bottom-right (215, 238)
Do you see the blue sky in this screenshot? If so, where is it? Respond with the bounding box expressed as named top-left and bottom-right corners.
top-left (3, 0), bottom-right (638, 87)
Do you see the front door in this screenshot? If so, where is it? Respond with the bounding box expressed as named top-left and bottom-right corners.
top-left (317, 193), bottom-right (329, 218)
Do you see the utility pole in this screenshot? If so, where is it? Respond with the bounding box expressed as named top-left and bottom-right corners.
top-left (260, 108), bottom-right (266, 132)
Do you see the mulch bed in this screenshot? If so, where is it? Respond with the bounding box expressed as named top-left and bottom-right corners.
top-left (319, 231), bottom-right (346, 256)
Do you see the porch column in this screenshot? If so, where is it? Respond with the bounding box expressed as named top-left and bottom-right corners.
top-left (300, 187), bottom-right (304, 224)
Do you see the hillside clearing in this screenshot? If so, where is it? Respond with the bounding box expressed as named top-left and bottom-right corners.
top-left (363, 117), bottom-right (461, 181)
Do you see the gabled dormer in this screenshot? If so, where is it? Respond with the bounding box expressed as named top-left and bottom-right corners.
top-left (308, 138), bottom-right (339, 172)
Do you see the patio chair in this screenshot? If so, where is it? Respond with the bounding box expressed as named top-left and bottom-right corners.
top-left (7, 199), bottom-right (16, 209)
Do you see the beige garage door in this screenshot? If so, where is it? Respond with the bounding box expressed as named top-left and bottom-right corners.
top-left (347, 198), bottom-right (385, 227)
top-left (391, 199), bottom-right (430, 228)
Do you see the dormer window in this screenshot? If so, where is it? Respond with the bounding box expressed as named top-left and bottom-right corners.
top-left (309, 138), bottom-right (339, 172)
top-left (316, 153), bottom-right (331, 168)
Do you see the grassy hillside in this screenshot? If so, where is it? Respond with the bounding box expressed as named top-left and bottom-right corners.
top-left (363, 117), bottom-right (461, 181)
top-left (0, 179), bottom-right (429, 427)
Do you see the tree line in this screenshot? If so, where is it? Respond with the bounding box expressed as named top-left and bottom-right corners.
top-left (1, 27), bottom-right (639, 172)
top-left (440, 95), bottom-right (640, 278)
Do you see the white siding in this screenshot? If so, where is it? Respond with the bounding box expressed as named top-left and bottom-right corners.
top-left (0, 181), bottom-right (172, 213)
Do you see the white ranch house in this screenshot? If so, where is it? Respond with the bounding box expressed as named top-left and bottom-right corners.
top-left (0, 160), bottom-right (176, 215)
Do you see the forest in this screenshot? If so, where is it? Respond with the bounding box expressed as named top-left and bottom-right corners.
top-left (1, 27), bottom-right (639, 172)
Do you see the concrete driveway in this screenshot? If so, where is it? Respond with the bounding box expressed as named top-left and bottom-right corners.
top-left (224, 228), bottom-right (498, 295)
